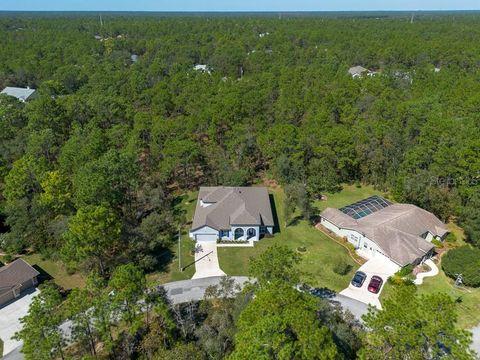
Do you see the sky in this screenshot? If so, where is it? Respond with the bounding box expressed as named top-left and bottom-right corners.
top-left (1, 0), bottom-right (479, 12)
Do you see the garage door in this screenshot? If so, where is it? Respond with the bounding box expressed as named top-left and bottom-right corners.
top-left (196, 234), bottom-right (217, 241)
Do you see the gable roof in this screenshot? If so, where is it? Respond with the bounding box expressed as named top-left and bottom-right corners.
top-left (0, 259), bottom-right (39, 296)
top-left (348, 66), bottom-right (368, 76)
top-left (321, 200), bottom-right (448, 266)
top-left (191, 187), bottom-right (274, 231)
top-left (1, 87), bottom-right (37, 101)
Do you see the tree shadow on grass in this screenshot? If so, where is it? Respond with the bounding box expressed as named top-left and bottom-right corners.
top-left (269, 194), bottom-right (281, 234)
top-left (32, 264), bottom-right (53, 285)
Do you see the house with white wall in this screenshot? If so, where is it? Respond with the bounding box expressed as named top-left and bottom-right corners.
top-left (190, 186), bottom-right (274, 242)
top-left (319, 195), bottom-right (448, 267)
top-left (1, 86), bottom-right (38, 102)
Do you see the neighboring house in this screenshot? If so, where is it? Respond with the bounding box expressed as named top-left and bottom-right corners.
top-left (193, 64), bottom-right (211, 74)
top-left (0, 87), bottom-right (38, 102)
top-left (190, 187), bottom-right (274, 242)
top-left (319, 195), bottom-right (448, 267)
top-left (348, 66), bottom-right (378, 78)
top-left (348, 66), bottom-right (368, 78)
top-left (0, 259), bottom-right (39, 307)
top-left (130, 54), bottom-right (139, 63)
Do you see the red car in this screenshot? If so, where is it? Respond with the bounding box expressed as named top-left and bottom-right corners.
top-left (367, 276), bottom-right (383, 294)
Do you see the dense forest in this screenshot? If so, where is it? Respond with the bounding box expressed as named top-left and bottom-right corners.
top-left (0, 12), bottom-right (479, 359)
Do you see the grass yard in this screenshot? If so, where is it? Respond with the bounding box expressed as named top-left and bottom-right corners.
top-left (146, 191), bottom-right (197, 286)
top-left (314, 183), bottom-right (388, 212)
top-left (0, 253), bottom-right (85, 290)
top-left (217, 185), bottom-right (382, 292)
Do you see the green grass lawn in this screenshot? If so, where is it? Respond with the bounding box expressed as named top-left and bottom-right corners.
top-left (314, 183), bottom-right (387, 212)
top-left (22, 254), bottom-right (86, 289)
top-left (0, 253), bottom-right (85, 290)
top-left (146, 191), bottom-right (197, 286)
top-left (217, 186), bottom-right (375, 292)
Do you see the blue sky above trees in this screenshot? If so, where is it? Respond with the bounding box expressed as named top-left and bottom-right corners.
top-left (1, 0), bottom-right (480, 11)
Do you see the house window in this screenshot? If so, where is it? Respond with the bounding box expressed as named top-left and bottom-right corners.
top-left (363, 243), bottom-right (368, 249)
top-left (234, 228), bottom-right (244, 240)
top-left (260, 226), bottom-right (266, 234)
top-left (247, 228), bottom-right (256, 239)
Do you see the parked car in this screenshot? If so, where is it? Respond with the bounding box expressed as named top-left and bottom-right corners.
top-left (368, 276), bottom-right (383, 294)
top-left (351, 271), bottom-right (367, 288)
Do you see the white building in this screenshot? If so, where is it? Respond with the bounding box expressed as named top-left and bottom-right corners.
top-left (1, 87), bottom-right (38, 102)
top-left (190, 187), bottom-right (274, 242)
top-left (193, 64), bottom-right (211, 74)
top-left (320, 196), bottom-right (448, 267)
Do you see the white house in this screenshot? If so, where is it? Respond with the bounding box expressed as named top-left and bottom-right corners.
top-left (1, 87), bottom-right (38, 102)
top-left (319, 195), bottom-right (448, 267)
top-left (190, 186), bottom-right (274, 242)
top-left (193, 64), bottom-right (211, 74)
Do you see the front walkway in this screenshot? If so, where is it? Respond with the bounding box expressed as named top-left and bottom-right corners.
top-left (192, 241), bottom-right (226, 279)
top-left (413, 259), bottom-right (439, 285)
top-left (340, 256), bottom-right (399, 309)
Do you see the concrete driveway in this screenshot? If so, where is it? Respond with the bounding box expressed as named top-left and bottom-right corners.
top-left (192, 241), bottom-right (226, 279)
top-left (0, 288), bottom-right (39, 357)
top-left (162, 276), bottom-right (250, 304)
top-left (340, 257), bottom-right (399, 309)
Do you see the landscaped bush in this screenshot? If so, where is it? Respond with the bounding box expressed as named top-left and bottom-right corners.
top-left (431, 239), bottom-right (443, 248)
top-left (445, 233), bottom-right (457, 243)
top-left (333, 259), bottom-right (352, 275)
top-left (442, 246), bottom-right (480, 287)
top-left (396, 264), bottom-right (413, 277)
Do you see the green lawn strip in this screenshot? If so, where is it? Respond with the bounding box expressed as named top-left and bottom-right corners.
top-left (147, 191), bottom-right (197, 286)
top-left (0, 338), bottom-right (3, 358)
top-left (218, 187), bottom-right (359, 292)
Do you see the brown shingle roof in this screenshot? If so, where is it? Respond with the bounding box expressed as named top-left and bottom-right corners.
top-left (191, 187), bottom-right (274, 231)
top-left (0, 259), bottom-right (39, 295)
top-left (321, 203), bottom-right (448, 266)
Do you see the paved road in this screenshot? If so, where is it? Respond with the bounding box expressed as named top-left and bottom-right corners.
top-left (161, 276), bottom-right (250, 304)
top-left (472, 326), bottom-right (480, 358)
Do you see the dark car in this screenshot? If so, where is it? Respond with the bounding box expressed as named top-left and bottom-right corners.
top-left (351, 271), bottom-right (367, 288)
top-left (368, 276), bottom-right (383, 294)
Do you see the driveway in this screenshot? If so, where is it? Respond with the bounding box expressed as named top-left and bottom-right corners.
top-left (162, 276), bottom-right (251, 304)
top-left (471, 325), bottom-right (480, 357)
top-left (0, 288), bottom-right (39, 357)
top-left (192, 241), bottom-right (226, 279)
top-left (340, 257), bottom-right (399, 309)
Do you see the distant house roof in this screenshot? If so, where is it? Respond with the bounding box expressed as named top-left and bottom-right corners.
top-left (191, 187), bottom-right (274, 231)
top-left (193, 64), bottom-right (211, 73)
top-left (321, 199), bottom-right (448, 266)
top-left (348, 66), bottom-right (368, 77)
top-left (0, 259), bottom-right (39, 296)
top-left (1, 87), bottom-right (37, 102)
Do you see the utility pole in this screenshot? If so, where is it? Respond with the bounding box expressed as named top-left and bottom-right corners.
top-left (178, 227), bottom-right (182, 272)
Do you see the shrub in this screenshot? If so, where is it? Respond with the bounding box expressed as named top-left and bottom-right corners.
top-left (396, 264), bottom-right (413, 277)
top-left (445, 233), bottom-right (457, 244)
top-left (431, 239), bottom-right (443, 248)
top-left (3, 254), bottom-right (14, 263)
top-left (333, 259), bottom-right (352, 275)
top-left (442, 246), bottom-right (480, 287)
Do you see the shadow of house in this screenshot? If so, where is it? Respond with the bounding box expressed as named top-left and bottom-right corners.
top-left (269, 194), bottom-right (280, 234)
top-left (32, 264), bottom-right (53, 285)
